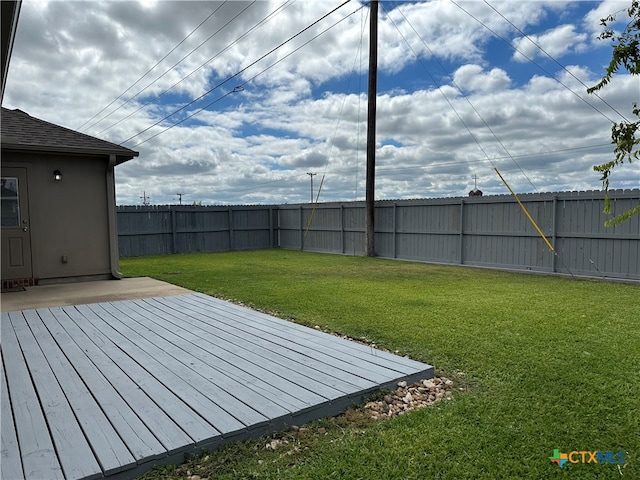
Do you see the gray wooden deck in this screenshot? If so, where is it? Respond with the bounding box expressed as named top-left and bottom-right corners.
top-left (1, 293), bottom-right (433, 480)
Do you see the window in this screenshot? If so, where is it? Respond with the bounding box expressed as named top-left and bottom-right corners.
top-left (1, 177), bottom-right (20, 227)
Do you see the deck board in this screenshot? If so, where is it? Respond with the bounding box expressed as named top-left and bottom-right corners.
top-left (74, 303), bottom-right (225, 442)
top-left (182, 294), bottom-right (416, 380)
top-left (112, 299), bottom-right (310, 414)
top-left (188, 293), bottom-right (428, 372)
top-left (1, 312), bottom-right (65, 480)
top-left (101, 300), bottom-right (290, 424)
top-left (147, 297), bottom-right (347, 400)
top-left (158, 296), bottom-right (377, 392)
top-left (21, 309), bottom-right (136, 476)
top-left (44, 306), bottom-right (193, 454)
top-left (31, 307), bottom-right (167, 463)
top-left (1, 353), bottom-right (24, 480)
top-left (84, 302), bottom-right (266, 432)
top-left (128, 298), bottom-right (325, 412)
top-left (10, 310), bottom-right (103, 480)
top-left (1, 293), bottom-right (434, 480)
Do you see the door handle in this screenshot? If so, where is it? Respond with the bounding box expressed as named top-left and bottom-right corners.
top-left (23, 227), bottom-right (28, 232)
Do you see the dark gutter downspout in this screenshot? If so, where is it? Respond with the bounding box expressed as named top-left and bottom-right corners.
top-left (107, 154), bottom-right (121, 279)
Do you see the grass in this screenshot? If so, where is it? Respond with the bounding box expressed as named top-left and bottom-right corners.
top-left (120, 249), bottom-right (640, 479)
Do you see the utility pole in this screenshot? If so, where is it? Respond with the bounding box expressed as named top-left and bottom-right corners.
top-left (176, 192), bottom-right (186, 205)
top-left (365, 0), bottom-right (378, 257)
top-left (307, 172), bottom-right (317, 203)
top-left (140, 191), bottom-right (150, 206)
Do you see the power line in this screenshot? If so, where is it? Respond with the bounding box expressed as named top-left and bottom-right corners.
top-left (124, 0), bottom-right (360, 148)
top-left (385, 3), bottom-right (539, 192)
top-left (89, 1), bottom-right (257, 134)
top-left (201, 171), bottom-right (310, 196)
top-left (95, 0), bottom-right (296, 137)
top-left (482, 0), bottom-right (630, 123)
top-left (323, 142), bottom-right (614, 176)
top-left (128, 140), bottom-right (615, 202)
top-left (107, 1), bottom-right (623, 204)
top-left (451, 0), bottom-right (620, 125)
top-left (77, 1), bottom-right (228, 132)
top-left (216, 143), bottom-right (612, 195)
top-left (312, 6), bottom-right (368, 202)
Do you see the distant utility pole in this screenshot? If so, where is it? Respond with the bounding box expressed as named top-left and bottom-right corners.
top-left (140, 191), bottom-right (151, 206)
top-left (307, 172), bottom-right (317, 203)
top-left (365, 0), bottom-right (378, 257)
top-left (176, 192), bottom-right (186, 205)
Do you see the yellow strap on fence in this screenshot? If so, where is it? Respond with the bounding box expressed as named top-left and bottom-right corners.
top-left (494, 168), bottom-right (555, 252)
top-left (304, 175), bottom-right (326, 239)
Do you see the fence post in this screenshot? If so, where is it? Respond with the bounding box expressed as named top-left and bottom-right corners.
top-left (269, 207), bottom-right (274, 248)
top-left (299, 205), bottom-right (304, 250)
top-left (393, 202), bottom-right (397, 259)
top-left (552, 195), bottom-right (558, 272)
top-left (459, 199), bottom-right (464, 265)
top-left (340, 204), bottom-right (345, 254)
top-left (171, 206), bottom-right (177, 254)
top-left (228, 207), bottom-right (234, 251)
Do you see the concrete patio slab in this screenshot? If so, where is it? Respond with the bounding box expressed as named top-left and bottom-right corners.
top-left (0, 277), bottom-right (190, 312)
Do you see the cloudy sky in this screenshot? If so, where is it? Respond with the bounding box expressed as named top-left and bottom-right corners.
top-left (4, 0), bottom-right (639, 205)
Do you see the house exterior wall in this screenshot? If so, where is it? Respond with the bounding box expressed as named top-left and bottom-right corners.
top-left (3, 152), bottom-right (111, 282)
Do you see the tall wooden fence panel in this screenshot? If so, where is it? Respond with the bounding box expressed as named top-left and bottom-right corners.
top-left (277, 190), bottom-right (640, 280)
top-left (117, 190), bottom-right (640, 280)
top-left (117, 205), bottom-right (277, 257)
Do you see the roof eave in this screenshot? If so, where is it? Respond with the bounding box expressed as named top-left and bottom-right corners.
top-left (1, 142), bottom-right (139, 164)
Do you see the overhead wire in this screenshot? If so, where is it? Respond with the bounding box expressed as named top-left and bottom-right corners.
top-left (389, 0), bottom-right (626, 192)
top-left (483, 0), bottom-right (630, 123)
top-left (77, 1), bottom-right (229, 132)
top-left (370, 142), bottom-right (614, 174)
top-left (112, 1), bottom-right (625, 206)
top-left (451, 0), bottom-right (620, 125)
top-left (318, 5), bottom-right (369, 191)
top-left (218, 2), bottom-right (617, 203)
top-left (207, 171), bottom-right (310, 196)
top-left (385, 2), bottom-right (539, 192)
top-left (304, 5), bottom-right (369, 238)
top-left (210, 141), bottom-right (613, 202)
top-left (89, 1), bottom-right (259, 135)
top-left (394, 1), bottom-right (582, 271)
top-left (355, 6), bottom-right (367, 201)
top-left (125, 0), bottom-right (359, 148)
top-left (96, 0), bottom-right (296, 137)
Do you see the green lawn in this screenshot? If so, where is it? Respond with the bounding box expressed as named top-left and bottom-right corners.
top-left (120, 249), bottom-right (639, 479)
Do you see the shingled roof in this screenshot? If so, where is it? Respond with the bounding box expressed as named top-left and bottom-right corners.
top-left (1, 107), bottom-right (138, 164)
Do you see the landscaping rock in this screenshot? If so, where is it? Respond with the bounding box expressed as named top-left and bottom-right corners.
top-left (353, 376), bottom-right (455, 422)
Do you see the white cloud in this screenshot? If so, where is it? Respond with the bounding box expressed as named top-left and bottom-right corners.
top-left (453, 65), bottom-right (511, 93)
top-left (583, 0), bottom-right (632, 38)
top-left (4, 1), bottom-right (639, 206)
top-left (512, 24), bottom-right (588, 62)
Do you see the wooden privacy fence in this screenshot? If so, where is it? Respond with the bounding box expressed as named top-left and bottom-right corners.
top-left (118, 190), bottom-right (640, 280)
top-left (117, 205), bottom-right (278, 256)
